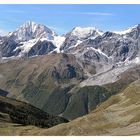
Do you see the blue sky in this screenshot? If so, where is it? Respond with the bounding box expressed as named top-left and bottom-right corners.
top-left (0, 4), bottom-right (140, 35)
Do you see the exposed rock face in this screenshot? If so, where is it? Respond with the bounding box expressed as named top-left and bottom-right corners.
top-left (61, 24), bottom-right (140, 76)
top-left (0, 89), bottom-right (8, 97)
top-left (1, 23), bottom-right (140, 75)
top-left (10, 21), bottom-right (55, 42)
top-left (27, 40), bottom-right (56, 57)
top-left (0, 37), bottom-right (18, 57)
top-left (60, 27), bottom-right (103, 51)
top-left (0, 21), bottom-right (59, 58)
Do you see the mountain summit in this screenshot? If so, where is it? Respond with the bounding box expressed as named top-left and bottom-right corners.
top-left (9, 21), bottom-right (56, 42)
top-left (1, 22), bottom-right (140, 69)
top-left (0, 21), bottom-right (59, 58)
top-left (70, 26), bottom-right (103, 39)
top-left (60, 26), bottom-right (103, 52)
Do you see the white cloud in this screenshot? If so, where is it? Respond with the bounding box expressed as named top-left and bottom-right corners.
top-left (56, 11), bottom-right (112, 16)
top-left (80, 12), bottom-right (112, 16)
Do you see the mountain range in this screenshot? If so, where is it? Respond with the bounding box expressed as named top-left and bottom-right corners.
top-left (0, 21), bottom-right (140, 135)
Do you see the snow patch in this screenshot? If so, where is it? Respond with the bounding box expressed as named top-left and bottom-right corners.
top-left (134, 57), bottom-right (140, 64)
top-left (72, 27), bottom-right (103, 38)
top-left (87, 47), bottom-right (109, 58)
top-left (11, 21), bottom-right (55, 42)
top-left (40, 35), bottom-right (65, 53)
top-left (14, 38), bottom-right (40, 56)
top-left (114, 24), bottom-right (138, 35)
top-left (53, 36), bottom-right (65, 53)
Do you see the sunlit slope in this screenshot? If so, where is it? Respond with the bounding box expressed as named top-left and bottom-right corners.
top-left (38, 79), bottom-right (140, 135)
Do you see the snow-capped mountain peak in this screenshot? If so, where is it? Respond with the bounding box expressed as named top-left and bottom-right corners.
top-left (60, 26), bottom-right (104, 52)
top-left (10, 21), bottom-right (56, 42)
top-left (71, 26), bottom-right (103, 38)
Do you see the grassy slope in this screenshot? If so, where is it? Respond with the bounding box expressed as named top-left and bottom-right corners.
top-left (26, 79), bottom-right (140, 136)
top-left (1, 78), bottom-right (140, 135)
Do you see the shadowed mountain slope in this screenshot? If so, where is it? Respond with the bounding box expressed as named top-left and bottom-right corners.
top-left (0, 95), bottom-right (68, 130)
